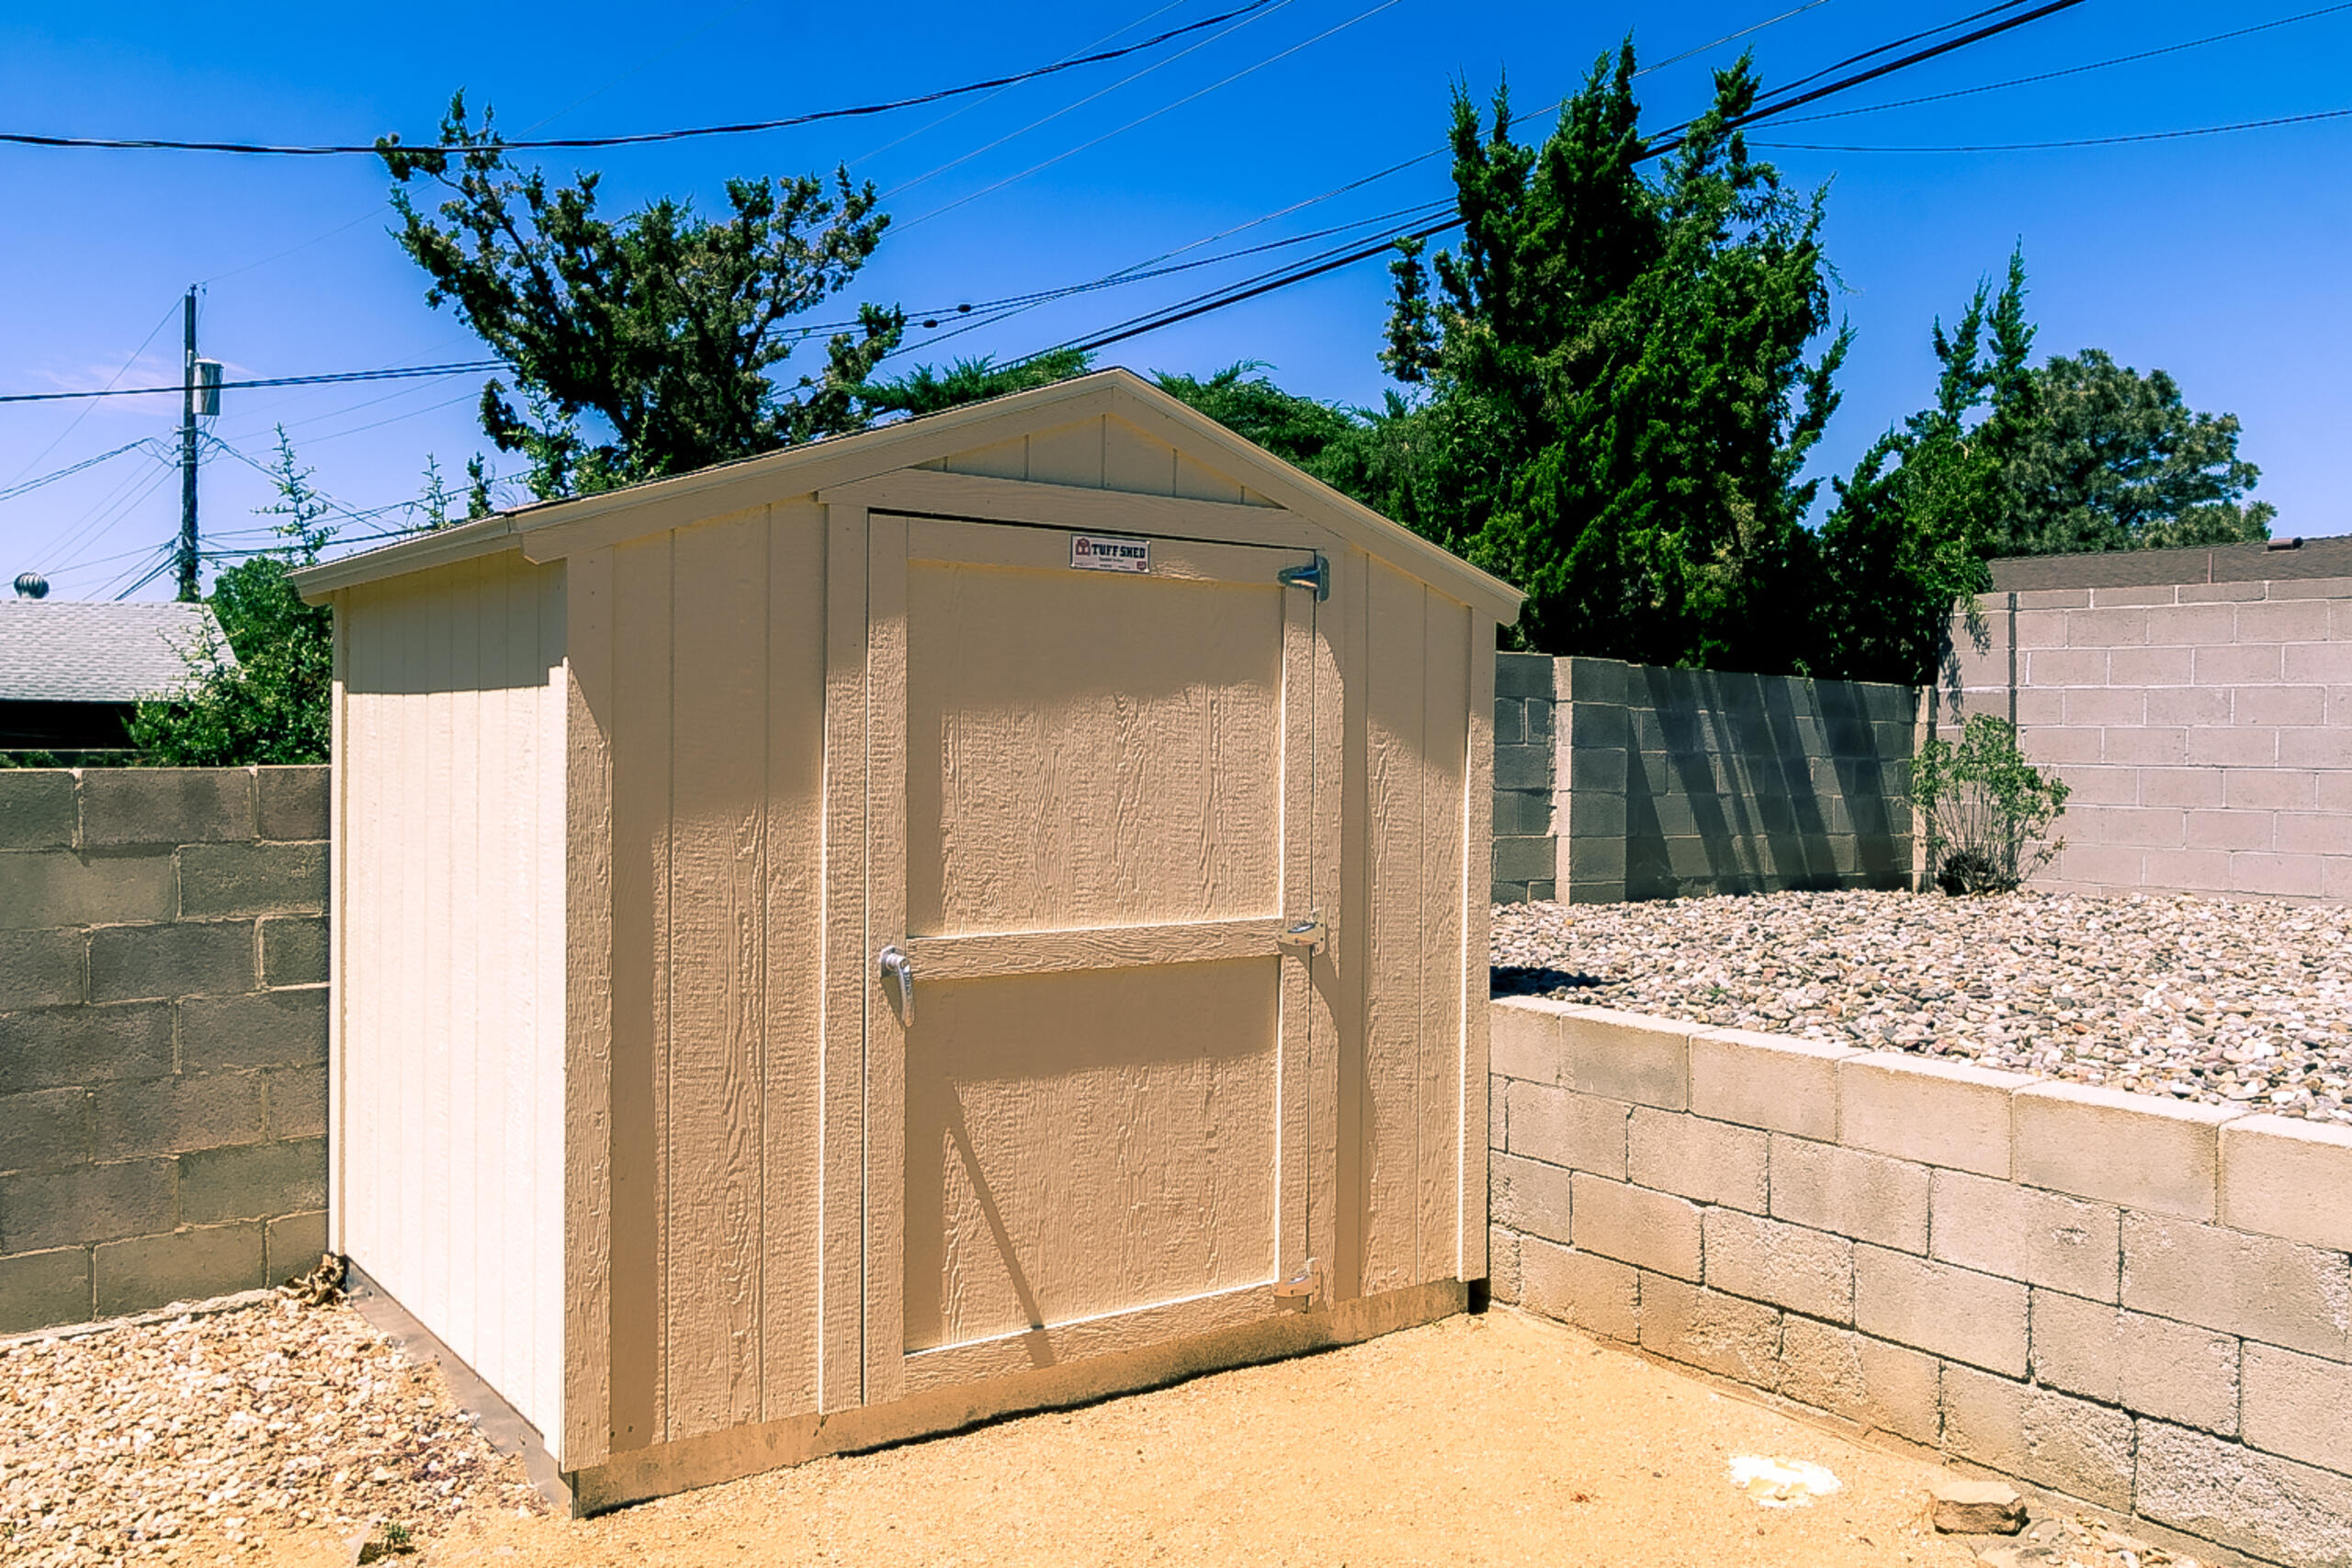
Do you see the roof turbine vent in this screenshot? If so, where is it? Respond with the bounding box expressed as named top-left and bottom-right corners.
top-left (13, 572), bottom-right (49, 600)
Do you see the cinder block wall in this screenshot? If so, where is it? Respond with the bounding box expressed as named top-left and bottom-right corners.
top-left (1491, 653), bottom-right (1919, 905)
top-left (1487, 995), bottom-right (2352, 1568)
top-left (1950, 578), bottom-right (2352, 900)
top-left (0, 767), bottom-right (329, 1333)
top-left (1491, 652), bottom-right (1558, 901)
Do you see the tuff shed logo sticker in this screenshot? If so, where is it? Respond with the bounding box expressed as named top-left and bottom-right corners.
top-left (1069, 534), bottom-right (1150, 573)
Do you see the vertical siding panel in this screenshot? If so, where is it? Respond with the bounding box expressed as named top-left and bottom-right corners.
top-left (664, 516), bottom-right (768, 1438)
top-left (1460, 620), bottom-right (1495, 1282)
top-left (1024, 417), bottom-right (1105, 488)
top-left (1417, 590), bottom-right (1468, 1284)
top-left (479, 558), bottom-right (517, 1422)
top-left (762, 502), bottom-right (828, 1420)
top-left (1362, 561), bottom-right (1423, 1293)
top-left (817, 504), bottom-right (868, 1413)
top-left (423, 579), bottom-right (458, 1331)
top-left (1172, 453), bottom-right (1245, 504)
top-left (534, 561), bottom-right (569, 1450)
top-left (608, 536), bottom-right (672, 1450)
top-left (398, 579), bottom-right (431, 1312)
top-left (563, 547), bottom-right (618, 1470)
top-left (446, 561), bottom-right (483, 1376)
top-left (1333, 546), bottom-right (1371, 1303)
top-left (862, 512), bottom-right (909, 1410)
top-left (1102, 418), bottom-right (1178, 496)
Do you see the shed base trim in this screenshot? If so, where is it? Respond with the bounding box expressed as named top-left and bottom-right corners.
top-left (563, 1276), bottom-right (1469, 1516)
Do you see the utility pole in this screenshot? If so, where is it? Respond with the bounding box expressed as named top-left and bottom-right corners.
top-left (175, 286), bottom-right (198, 602)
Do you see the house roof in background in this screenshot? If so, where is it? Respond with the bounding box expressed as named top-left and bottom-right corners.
top-left (0, 600), bottom-right (234, 703)
top-left (1990, 536), bottom-right (2352, 592)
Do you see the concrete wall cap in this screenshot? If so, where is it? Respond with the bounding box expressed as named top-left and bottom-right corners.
top-left (2220, 1113), bottom-right (2352, 1253)
top-left (2014, 1079), bottom-right (2251, 1129)
top-left (1491, 995), bottom-right (1590, 1022)
top-left (1844, 1051), bottom-right (2040, 1094)
top-left (1694, 1027), bottom-right (1864, 1063)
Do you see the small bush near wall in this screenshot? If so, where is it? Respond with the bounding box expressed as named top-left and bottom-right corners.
top-left (0, 766), bottom-right (330, 1333)
top-left (1913, 715), bottom-right (2070, 895)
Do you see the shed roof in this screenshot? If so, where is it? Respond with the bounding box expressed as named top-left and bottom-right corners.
top-left (293, 369), bottom-right (1524, 622)
top-left (0, 599), bottom-right (231, 703)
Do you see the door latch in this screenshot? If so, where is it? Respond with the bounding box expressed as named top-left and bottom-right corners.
top-left (877, 944), bottom-right (915, 1025)
top-left (1276, 553), bottom-right (1329, 601)
top-left (1276, 917), bottom-right (1326, 957)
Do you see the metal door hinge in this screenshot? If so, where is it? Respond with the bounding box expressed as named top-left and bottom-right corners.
top-left (1277, 554), bottom-right (1329, 601)
top-left (1273, 1258), bottom-right (1322, 1305)
top-left (1276, 916), bottom-right (1326, 957)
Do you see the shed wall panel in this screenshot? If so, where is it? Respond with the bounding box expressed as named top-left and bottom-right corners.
top-left (339, 551), bottom-right (567, 1444)
top-left (605, 505), bottom-right (831, 1447)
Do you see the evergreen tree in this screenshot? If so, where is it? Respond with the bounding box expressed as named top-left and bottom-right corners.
top-left (1995, 350), bottom-right (2273, 555)
top-left (1380, 49), bottom-right (1849, 671)
top-left (129, 431), bottom-right (335, 765)
top-left (379, 96), bottom-right (902, 498)
top-left (1815, 251), bottom-right (2033, 684)
top-left (857, 349), bottom-right (1094, 420)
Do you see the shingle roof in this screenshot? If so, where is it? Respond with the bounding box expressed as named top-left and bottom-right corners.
top-left (0, 599), bottom-right (238, 703)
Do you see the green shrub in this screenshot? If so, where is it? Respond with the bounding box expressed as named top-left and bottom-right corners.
top-left (1912, 714), bottom-right (2070, 895)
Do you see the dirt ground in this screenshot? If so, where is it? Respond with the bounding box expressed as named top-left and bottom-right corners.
top-left (250, 1309), bottom-right (1987, 1568)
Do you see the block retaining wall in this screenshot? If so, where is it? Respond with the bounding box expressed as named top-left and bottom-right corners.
top-left (1487, 994), bottom-right (2352, 1568)
top-left (0, 767), bottom-right (330, 1333)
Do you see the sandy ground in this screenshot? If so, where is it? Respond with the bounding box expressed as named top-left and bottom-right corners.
top-left (245, 1310), bottom-right (1984, 1568)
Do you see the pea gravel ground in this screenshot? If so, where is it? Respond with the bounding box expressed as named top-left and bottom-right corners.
top-left (0, 1294), bottom-right (542, 1564)
top-left (1492, 888), bottom-right (2352, 1122)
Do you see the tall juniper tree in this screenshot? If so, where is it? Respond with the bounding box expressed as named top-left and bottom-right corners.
top-left (1381, 48), bottom-right (1849, 671)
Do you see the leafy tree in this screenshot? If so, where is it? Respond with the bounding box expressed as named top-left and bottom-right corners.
top-left (1993, 349), bottom-right (2273, 556)
top-left (1379, 49), bottom-right (1849, 671)
top-left (379, 95), bottom-right (903, 498)
top-left (128, 432), bottom-right (335, 766)
top-left (858, 349), bottom-right (1093, 420)
top-left (1815, 252), bottom-right (2034, 684)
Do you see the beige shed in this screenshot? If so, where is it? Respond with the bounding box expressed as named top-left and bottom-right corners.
top-left (294, 368), bottom-right (1522, 1510)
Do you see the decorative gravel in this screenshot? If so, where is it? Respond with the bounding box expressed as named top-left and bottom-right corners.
top-left (0, 1293), bottom-right (544, 1564)
top-left (1492, 889), bottom-right (2352, 1123)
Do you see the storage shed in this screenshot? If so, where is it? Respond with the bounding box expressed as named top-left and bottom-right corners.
top-left (294, 369), bottom-right (1522, 1510)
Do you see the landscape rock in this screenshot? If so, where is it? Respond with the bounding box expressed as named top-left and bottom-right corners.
top-left (1494, 890), bottom-right (2352, 1125)
top-left (1932, 1475), bottom-right (2029, 1534)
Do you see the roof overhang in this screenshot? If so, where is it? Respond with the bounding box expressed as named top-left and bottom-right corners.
top-left (294, 369), bottom-right (1523, 623)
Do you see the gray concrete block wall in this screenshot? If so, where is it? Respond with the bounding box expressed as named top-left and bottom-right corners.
top-left (1492, 652), bottom-right (1920, 904)
top-left (0, 767), bottom-right (329, 1332)
top-left (1561, 657), bottom-right (1917, 904)
top-left (1951, 578), bottom-right (2352, 900)
top-left (1489, 995), bottom-right (2352, 1568)
top-left (1491, 652), bottom-right (1557, 901)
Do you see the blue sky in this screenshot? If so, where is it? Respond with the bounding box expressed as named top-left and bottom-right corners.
top-left (3, 0), bottom-right (2346, 600)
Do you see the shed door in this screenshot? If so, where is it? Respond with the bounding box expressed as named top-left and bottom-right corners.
top-left (862, 512), bottom-right (1330, 1400)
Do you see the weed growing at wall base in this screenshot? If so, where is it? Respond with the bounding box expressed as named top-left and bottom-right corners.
top-left (1912, 714), bottom-right (2070, 895)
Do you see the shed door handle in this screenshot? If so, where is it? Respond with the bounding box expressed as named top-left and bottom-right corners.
top-left (878, 945), bottom-right (914, 1025)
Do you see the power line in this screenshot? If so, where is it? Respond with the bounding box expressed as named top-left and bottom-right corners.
top-left (0, 360), bottom-right (506, 406)
top-left (899, 0), bottom-right (1405, 230)
top-left (0, 1), bottom-right (1282, 156)
top-left (5, 299), bottom-right (181, 483)
top-left (1755, 106), bottom-right (2352, 151)
top-left (885, 0), bottom-right (1297, 203)
top-left (1017, 0), bottom-right (2096, 362)
top-left (0, 438), bottom-right (157, 505)
top-left (1768, 1), bottom-right (2352, 124)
